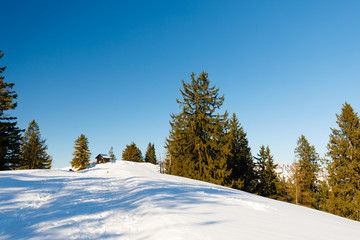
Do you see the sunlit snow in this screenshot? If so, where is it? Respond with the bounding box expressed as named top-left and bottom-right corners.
top-left (1, 161), bottom-right (359, 239)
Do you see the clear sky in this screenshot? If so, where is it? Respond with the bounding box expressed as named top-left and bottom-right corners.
top-left (2, 0), bottom-right (360, 168)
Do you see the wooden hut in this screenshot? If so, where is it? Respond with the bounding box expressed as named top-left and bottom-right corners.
top-left (96, 154), bottom-right (111, 164)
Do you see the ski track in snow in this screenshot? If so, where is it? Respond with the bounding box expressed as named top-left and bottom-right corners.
top-left (0, 161), bottom-right (360, 239)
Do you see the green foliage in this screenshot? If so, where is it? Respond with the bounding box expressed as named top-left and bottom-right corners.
top-left (324, 102), bottom-right (360, 221)
top-left (122, 142), bottom-right (143, 162)
top-left (0, 51), bottom-right (22, 170)
top-left (254, 145), bottom-right (279, 198)
top-left (285, 136), bottom-right (320, 208)
top-left (71, 134), bottom-right (91, 170)
top-left (223, 113), bottom-right (255, 191)
top-left (20, 120), bottom-right (52, 169)
top-left (293, 135), bottom-right (320, 208)
top-left (275, 176), bottom-right (288, 202)
top-left (108, 146), bottom-right (116, 160)
top-left (144, 143), bottom-right (157, 164)
top-left (166, 72), bottom-right (230, 184)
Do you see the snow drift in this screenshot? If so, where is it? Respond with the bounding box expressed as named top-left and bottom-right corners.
top-left (0, 161), bottom-right (359, 239)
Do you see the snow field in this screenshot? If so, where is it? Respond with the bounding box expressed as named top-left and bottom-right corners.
top-left (0, 160), bottom-right (360, 239)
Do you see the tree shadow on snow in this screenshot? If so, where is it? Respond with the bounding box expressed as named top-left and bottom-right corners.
top-left (0, 171), bottom-right (256, 239)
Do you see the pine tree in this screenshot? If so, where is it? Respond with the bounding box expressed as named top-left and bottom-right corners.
top-left (144, 143), bottom-right (157, 164)
top-left (223, 113), bottom-right (255, 192)
top-left (255, 145), bottom-right (279, 198)
top-left (166, 72), bottom-right (229, 184)
top-left (20, 120), bottom-right (52, 169)
top-left (294, 135), bottom-right (320, 208)
top-left (71, 134), bottom-right (91, 170)
top-left (324, 102), bottom-right (360, 221)
top-left (122, 142), bottom-right (143, 162)
top-left (108, 146), bottom-right (116, 161)
top-left (0, 51), bottom-right (22, 170)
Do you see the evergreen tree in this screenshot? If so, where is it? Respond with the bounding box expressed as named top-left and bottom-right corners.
top-left (255, 145), bottom-right (279, 198)
top-left (20, 120), bottom-right (52, 169)
top-left (166, 72), bottom-right (229, 184)
top-left (108, 146), bottom-right (116, 160)
top-left (0, 51), bottom-right (22, 170)
top-left (324, 103), bottom-right (360, 221)
top-left (71, 134), bottom-right (91, 170)
top-left (122, 142), bottom-right (143, 162)
top-left (294, 135), bottom-right (320, 208)
top-left (144, 143), bottom-right (157, 164)
top-left (223, 113), bottom-right (255, 191)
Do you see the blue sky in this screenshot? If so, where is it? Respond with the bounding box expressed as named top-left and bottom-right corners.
top-left (2, 0), bottom-right (360, 168)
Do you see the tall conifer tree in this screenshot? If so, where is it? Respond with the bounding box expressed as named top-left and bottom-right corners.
top-left (325, 103), bottom-right (360, 221)
top-left (166, 72), bottom-right (229, 184)
top-left (20, 120), bottom-right (52, 169)
top-left (294, 135), bottom-right (320, 208)
top-left (0, 51), bottom-right (22, 170)
top-left (255, 145), bottom-right (278, 198)
top-left (71, 134), bottom-right (91, 170)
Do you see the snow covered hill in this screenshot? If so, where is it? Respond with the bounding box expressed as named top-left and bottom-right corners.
top-left (1, 161), bottom-right (359, 239)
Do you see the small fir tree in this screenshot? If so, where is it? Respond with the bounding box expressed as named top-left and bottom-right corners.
top-left (144, 143), bottom-right (157, 164)
top-left (122, 142), bottom-right (143, 162)
top-left (255, 145), bottom-right (279, 199)
top-left (71, 134), bottom-right (91, 170)
top-left (324, 103), bottom-right (360, 221)
top-left (0, 51), bottom-right (22, 170)
top-left (20, 120), bottom-right (52, 169)
top-left (108, 146), bottom-right (116, 161)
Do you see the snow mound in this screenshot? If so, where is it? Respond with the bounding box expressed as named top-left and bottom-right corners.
top-left (1, 161), bottom-right (359, 239)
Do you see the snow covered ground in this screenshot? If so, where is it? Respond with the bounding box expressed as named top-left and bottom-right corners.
top-left (1, 161), bottom-right (359, 239)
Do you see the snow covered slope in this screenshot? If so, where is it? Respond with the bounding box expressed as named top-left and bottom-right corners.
top-left (1, 161), bottom-right (359, 239)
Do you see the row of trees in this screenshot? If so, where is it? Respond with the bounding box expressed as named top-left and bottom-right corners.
top-left (284, 103), bottom-right (360, 221)
top-left (165, 71), bottom-right (360, 221)
top-left (0, 51), bottom-right (52, 170)
top-left (70, 136), bottom-right (158, 169)
top-left (121, 142), bottom-right (157, 164)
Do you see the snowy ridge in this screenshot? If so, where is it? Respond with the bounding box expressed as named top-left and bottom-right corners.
top-left (275, 163), bottom-right (292, 180)
top-left (0, 161), bottom-right (359, 239)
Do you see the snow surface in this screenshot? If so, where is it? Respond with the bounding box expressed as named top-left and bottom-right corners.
top-left (1, 161), bottom-right (359, 240)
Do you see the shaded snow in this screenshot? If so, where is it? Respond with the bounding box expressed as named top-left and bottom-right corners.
top-left (1, 161), bottom-right (359, 239)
